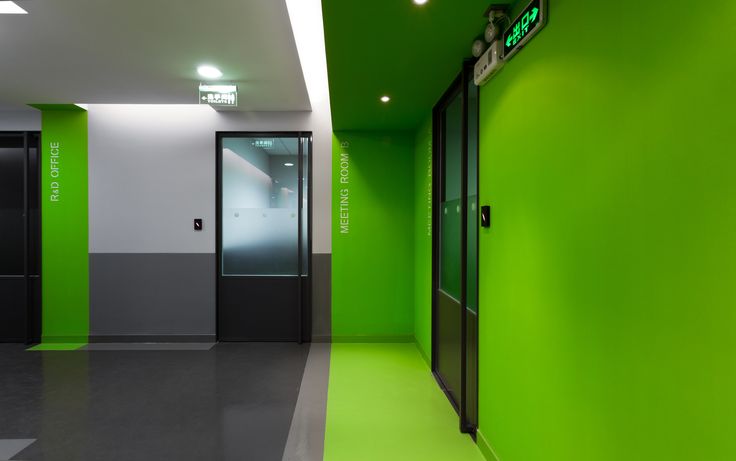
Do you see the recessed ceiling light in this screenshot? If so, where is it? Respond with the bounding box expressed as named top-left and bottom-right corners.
top-left (284, 162), bottom-right (295, 167)
top-left (197, 65), bottom-right (223, 79)
top-left (0, 1), bottom-right (28, 14)
top-left (380, 95), bottom-right (391, 103)
top-left (413, 0), bottom-right (428, 5)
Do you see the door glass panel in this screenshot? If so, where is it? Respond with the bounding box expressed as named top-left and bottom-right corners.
top-left (466, 77), bottom-right (479, 314)
top-left (0, 136), bottom-right (25, 276)
top-left (440, 92), bottom-right (463, 301)
top-left (221, 136), bottom-right (300, 276)
top-left (28, 134), bottom-right (41, 276)
top-left (300, 137), bottom-right (310, 275)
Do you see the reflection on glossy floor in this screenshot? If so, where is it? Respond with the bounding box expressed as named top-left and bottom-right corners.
top-left (0, 343), bottom-right (310, 461)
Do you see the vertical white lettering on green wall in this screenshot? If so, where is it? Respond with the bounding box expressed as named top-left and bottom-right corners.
top-left (339, 141), bottom-right (350, 234)
top-left (426, 139), bottom-right (432, 237)
top-left (49, 141), bottom-right (61, 202)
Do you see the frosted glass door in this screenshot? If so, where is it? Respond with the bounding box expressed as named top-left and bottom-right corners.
top-left (217, 133), bottom-right (312, 342)
top-left (221, 137), bottom-right (300, 276)
top-left (440, 92), bottom-right (463, 301)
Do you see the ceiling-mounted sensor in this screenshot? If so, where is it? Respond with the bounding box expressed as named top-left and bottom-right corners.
top-left (472, 39), bottom-right (488, 58)
top-left (483, 4), bottom-right (509, 43)
top-left (484, 3), bottom-right (509, 21)
top-left (488, 9), bottom-right (506, 22)
top-left (484, 22), bottom-right (499, 43)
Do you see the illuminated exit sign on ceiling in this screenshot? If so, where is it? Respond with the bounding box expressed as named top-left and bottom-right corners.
top-left (502, 0), bottom-right (548, 61)
top-left (199, 84), bottom-right (238, 107)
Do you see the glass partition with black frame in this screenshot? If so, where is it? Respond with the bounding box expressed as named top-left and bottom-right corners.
top-left (432, 60), bottom-right (479, 434)
top-left (216, 133), bottom-right (312, 342)
top-left (0, 132), bottom-right (41, 343)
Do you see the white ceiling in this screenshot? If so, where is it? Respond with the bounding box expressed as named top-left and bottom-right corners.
top-left (0, 0), bottom-right (311, 111)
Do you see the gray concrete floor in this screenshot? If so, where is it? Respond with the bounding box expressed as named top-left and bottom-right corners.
top-left (0, 343), bottom-right (311, 461)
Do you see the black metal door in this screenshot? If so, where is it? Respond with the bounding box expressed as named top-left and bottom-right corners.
top-left (0, 132), bottom-right (41, 343)
top-left (432, 61), bottom-right (479, 433)
top-left (434, 79), bottom-right (464, 411)
top-left (217, 133), bottom-right (312, 342)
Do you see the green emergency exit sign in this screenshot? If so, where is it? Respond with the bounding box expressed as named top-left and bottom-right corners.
top-left (502, 0), bottom-right (548, 61)
top-left (199, 84), bottom-right (238, 107)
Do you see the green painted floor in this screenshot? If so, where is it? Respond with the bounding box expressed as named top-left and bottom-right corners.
top-left (324, 343), bottom-right (485, 461)
top-left (26, 343), bottom-right (86, 351)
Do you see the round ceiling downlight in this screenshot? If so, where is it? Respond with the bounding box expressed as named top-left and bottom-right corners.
top-left (197, 65), bottom-right (223, 79)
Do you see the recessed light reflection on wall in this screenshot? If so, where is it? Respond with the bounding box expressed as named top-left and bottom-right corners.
top-left (380, 96), bottom-right (391, 103)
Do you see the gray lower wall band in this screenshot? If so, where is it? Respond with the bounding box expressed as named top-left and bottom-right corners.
top-left (90, 253), bottom-right (216, 337)
top-left (91, 252), bottom-right (330, 339)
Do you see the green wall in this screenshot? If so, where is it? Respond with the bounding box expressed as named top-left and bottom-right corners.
top-left (332, 132), bottom-right (415, 340)
top-left (476, 1), bottom-right (736, 460)
top-left (39, 107), bottom-right (89, 343)
top-left (413, 117), bottom-right (433, 362)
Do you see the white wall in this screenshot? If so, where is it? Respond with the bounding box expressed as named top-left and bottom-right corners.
top-left (87, 104), bottom-right (332, 254)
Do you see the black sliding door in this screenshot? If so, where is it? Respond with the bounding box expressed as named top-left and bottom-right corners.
top-left (0, 132), bottom-right (41, 343)
top-left (217, 133), bottom-right (312, 342)
top-left (432, 61), bottom-right (479, 433)
top-left (435, 80), bottom-right (464, 410)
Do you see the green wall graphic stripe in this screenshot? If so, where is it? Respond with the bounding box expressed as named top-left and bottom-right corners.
top-left (38, 106), bottom-right (89, 344)
top-left (413, 116), bottom-right (433, 364)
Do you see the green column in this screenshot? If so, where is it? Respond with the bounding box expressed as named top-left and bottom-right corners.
top-left (33, 105), bottom-right (89, 346)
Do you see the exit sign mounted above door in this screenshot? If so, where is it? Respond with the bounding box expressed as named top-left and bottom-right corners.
top-left (502, 0), bottom-right (548, 61)
top-left (199, 84), bottom-right (238, 107)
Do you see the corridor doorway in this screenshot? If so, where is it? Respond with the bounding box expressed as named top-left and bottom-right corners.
top-left (216, 133), bottom-right (312, 342)
top-left (432, 61), bottom-right (479, 434)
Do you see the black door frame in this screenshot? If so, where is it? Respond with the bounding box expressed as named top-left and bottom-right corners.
top-left (0, 131), bottom-right (42, 344)
top-left (431, 60), bottom-right (479, 434)
top-left (215, 131), bottom-right (313, 343)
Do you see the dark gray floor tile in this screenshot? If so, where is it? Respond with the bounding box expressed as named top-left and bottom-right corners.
top-left (0, 343), bottom-right (311, 461)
